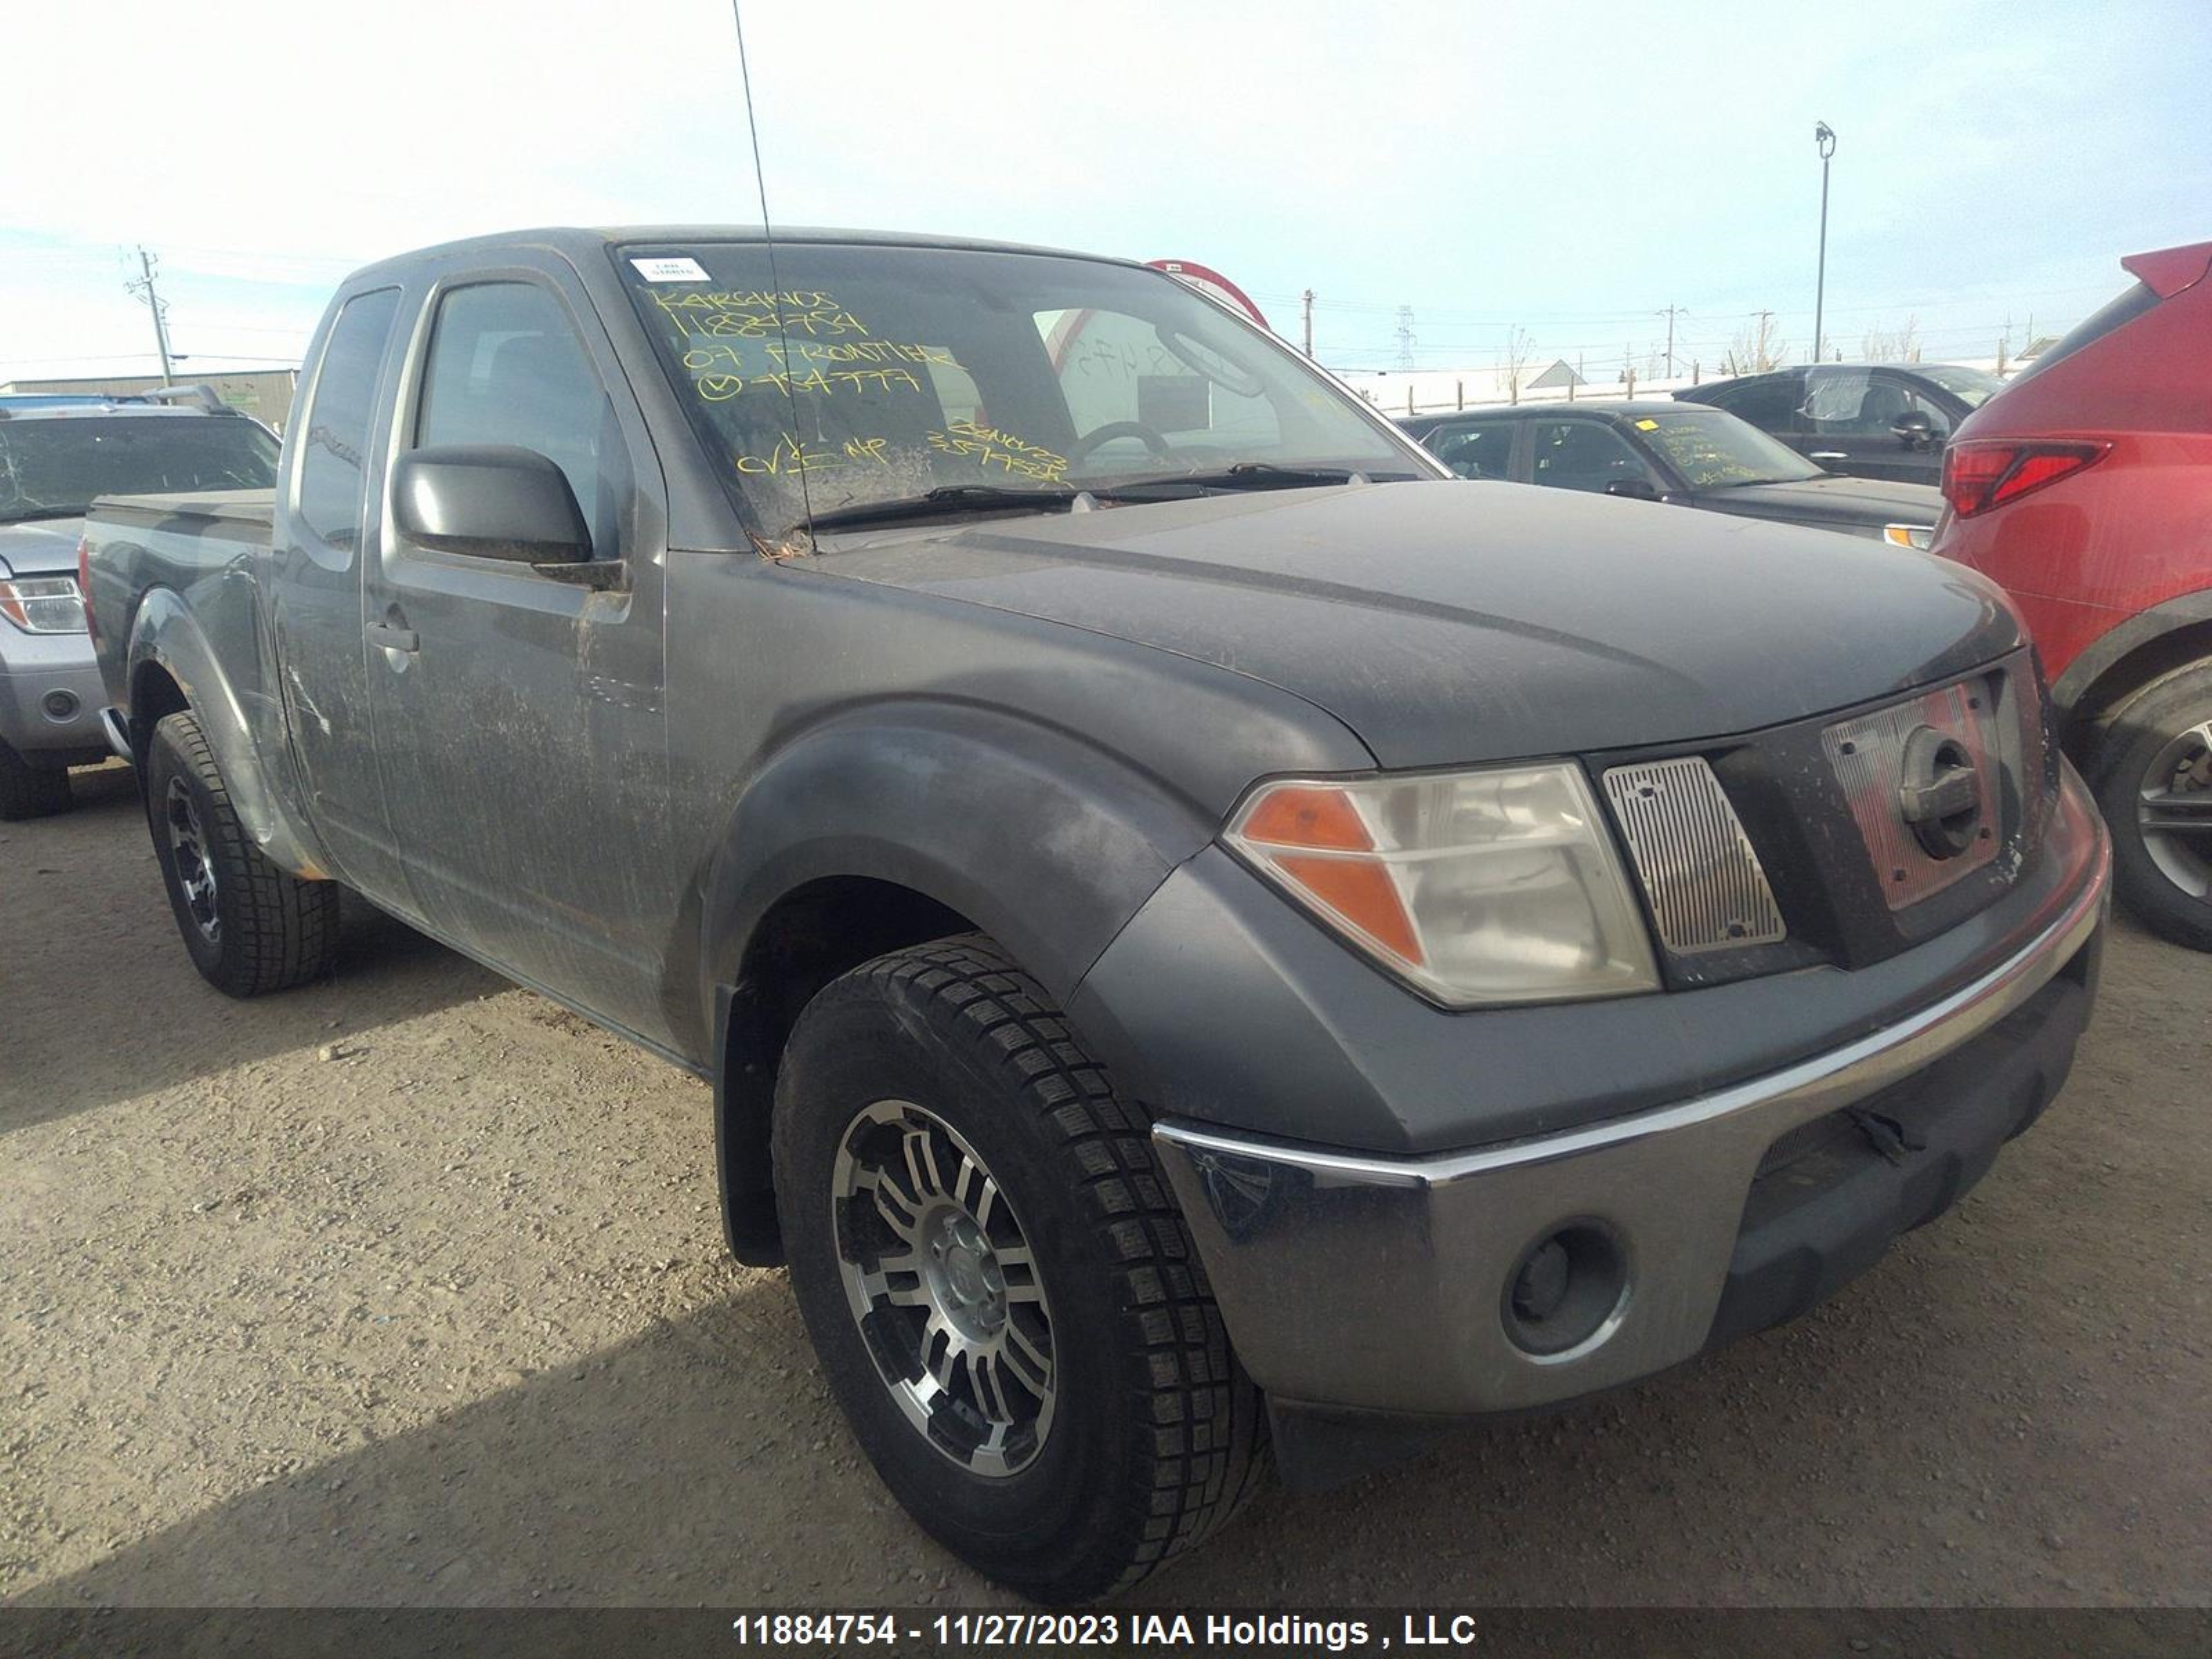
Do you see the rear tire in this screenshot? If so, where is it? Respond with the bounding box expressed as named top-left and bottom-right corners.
top-left (0, 738), bottom-right (71, 821)
top-left (2092, 661), bottom-right (2212, 952)
top-left (144, 709), bottom-right (342, 995)
top-left (771, 934), bottom-right (1266, 1603)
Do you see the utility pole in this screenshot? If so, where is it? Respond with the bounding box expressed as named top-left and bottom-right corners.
top-left (1301, 289), bottom-right (1314, 357)
top-left (1752, 310), bottom-right (1777, 371)
top-left (1812, 122), bottom-right (1837, 366)
top-left (1656, 305), bottom-right (1687, 375)
top-left (126, 246), bottom-right (176, 386)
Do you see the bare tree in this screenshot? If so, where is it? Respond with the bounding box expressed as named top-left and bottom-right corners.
top-left (1724, 311), bottom-right (1788, 375)
top-left (1498, 326), bottom-right (1533, 405)
top-left (1861, 314), bottom-right (1923, 362)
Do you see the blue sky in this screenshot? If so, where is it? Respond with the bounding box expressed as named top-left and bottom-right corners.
top-left (4, 0), bottom-right (2206, 382)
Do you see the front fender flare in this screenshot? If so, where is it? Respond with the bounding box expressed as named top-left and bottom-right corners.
top-left (696, 701), bottom-right (1221, 1027)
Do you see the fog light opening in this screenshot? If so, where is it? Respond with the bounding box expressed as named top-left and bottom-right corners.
top-left (1502, 1221), bottom-right (1627, 1358)
top-left (42, 688), bottom-right (80, 722)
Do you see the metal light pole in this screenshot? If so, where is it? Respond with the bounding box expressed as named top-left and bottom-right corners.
top-left (1812, 122), bottom-right (1836, 366)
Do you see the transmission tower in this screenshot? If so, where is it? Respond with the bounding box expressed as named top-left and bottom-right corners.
top-left (1394, 306), bottom-right (1416, 370)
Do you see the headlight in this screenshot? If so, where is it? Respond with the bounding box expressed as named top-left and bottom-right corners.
top-left (0, 575), bottom-right (88, 635)
top-left (1882, 523), bottom-right (1935, 550)
top-left (1224, 762), bottom-right (1660, 1006)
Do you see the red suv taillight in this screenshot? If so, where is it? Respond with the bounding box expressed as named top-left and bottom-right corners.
top-left (1941, 440), bottom-right (2110, 518)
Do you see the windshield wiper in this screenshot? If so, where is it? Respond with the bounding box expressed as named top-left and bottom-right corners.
top-left (798, 484), bottom-right (1082, 534)
top-left (1097, 462), bottom-right (1379, 497)
top-left (794, 462), bottom-right (1403, 534)
top-left (0, 506), bottom-right (88, 525)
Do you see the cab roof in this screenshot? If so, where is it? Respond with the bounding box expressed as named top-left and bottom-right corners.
top-left (1409, 400), bottom-right (1700, 423)
top-left (344, 225), bottom-right (1139, 285)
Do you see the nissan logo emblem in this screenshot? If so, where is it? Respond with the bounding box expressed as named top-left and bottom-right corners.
top-left (1897, 725), bottom-right (1984, 860)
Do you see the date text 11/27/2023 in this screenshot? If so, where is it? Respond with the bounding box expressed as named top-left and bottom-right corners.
top-left (727, 1611), bottom-right (1483, 1649)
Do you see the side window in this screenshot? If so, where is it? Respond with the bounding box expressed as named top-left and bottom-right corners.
top-left (414, 283), bottom-right (610, 536)
top-left (1897, 382), bottom-right (1952, 440)
top-left (1528, 421), bottom-right (1658, 493)
top-left (296, 288), bottom-right (400, 552)
top-left (1037, 307), bottom-right (1281, 464)
top-left (1804, 366), bottom-right (1922, 438)
top-left (1425, 422), bottom-right (1514, 480)
top-left (1700, 375), bottom-right (1797, 432)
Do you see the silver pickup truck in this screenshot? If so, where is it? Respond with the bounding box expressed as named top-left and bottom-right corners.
top-left (84, 227), bottom-right (2110, 1602)
top-left (0, 396), bottom-right (276, 817)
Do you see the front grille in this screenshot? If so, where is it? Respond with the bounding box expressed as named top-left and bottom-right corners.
top-left (1602, 756), bottom-right (1786, 953)
top-left (1587, 647), bottom-right (2054, 986)
top-left (1821, 677), bottom-right (2003, 910)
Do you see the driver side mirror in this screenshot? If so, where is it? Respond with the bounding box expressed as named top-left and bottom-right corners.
top-left (392, 445), bottom-right (595, 570)
top-left (1605, 477), bottom-right (1662, 502)
top-left (1891, 411), bottom-right (1938, 451)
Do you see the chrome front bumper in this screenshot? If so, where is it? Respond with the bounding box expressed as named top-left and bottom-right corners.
top-left (1153, 796), bottom-right (2111, 1418)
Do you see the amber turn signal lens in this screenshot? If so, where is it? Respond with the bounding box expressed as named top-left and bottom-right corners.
top-left (1272, 852), bottom-right (1426, 966)
top-left (1237, 785), bottom-right (1375, 852)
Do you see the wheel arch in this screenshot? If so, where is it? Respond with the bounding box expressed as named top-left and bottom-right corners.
top-left (2052, 589), bottom-right (2212, 771)
top-left (696, 705), bottom-right (1220, 1266)
top-left (124, 588), bottom-right (330, 877)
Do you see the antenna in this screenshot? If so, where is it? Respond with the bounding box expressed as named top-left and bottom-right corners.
top-left (727, 0), bottom-right (814, 550)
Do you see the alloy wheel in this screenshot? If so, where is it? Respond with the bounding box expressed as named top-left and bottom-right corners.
top-left (830, 1099), bottom-right (1056, 1477)
top-left (2137, 720), bottom-right (2212, 901)
top-left (164, 776), bottom-right (221, 943)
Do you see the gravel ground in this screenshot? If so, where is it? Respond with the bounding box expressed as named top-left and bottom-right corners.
top-left (3, 764), bottom-right (2207, 1611)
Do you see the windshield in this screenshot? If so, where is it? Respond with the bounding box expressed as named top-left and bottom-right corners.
top-left (1640, 406), bottom-right (1823, 488)
top-left (617, 241), bottom-right (1424, 534)
top-left (1914, 364), bottom-right (2007, 409)
top-left (0, 416), bottom-right (279, 523)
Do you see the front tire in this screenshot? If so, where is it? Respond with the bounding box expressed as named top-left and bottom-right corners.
top-left (2092, 662), bottom-right (2212, 952)
top-left (0, 737), bottom-right (71, 821)
top-left (771, 935), bottom-right (1266, 1603)
top-left (144, 709), bottom-right (342, 995)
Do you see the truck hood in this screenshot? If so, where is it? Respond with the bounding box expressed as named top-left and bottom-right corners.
top-left (1694, 474), bottom-right (1943, 533)
top-left (814, 480), bottom-right (2022, 769)
top-left (0, 516), bottom-right (86, 579)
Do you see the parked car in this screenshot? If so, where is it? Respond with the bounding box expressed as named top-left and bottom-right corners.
top-left (1931, 239), bottom-right (2212, 949)
top-left (1683, 362), bottom-right (2009, 485)
top-left (0, 395), bottom-right (277, 817)
top-left (85, 226), bottom-right (2109, 1602)
top-left (1399, 400), bottom-right (1942, 545)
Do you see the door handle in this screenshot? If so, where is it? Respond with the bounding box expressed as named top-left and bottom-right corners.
top-left (1809, 451), bottom-right (1848, 461)
top-left (366, 621), bottom-right (420, 653)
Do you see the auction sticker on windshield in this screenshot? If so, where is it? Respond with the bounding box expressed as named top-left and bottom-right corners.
top-left (630, 256), bottom-right (712, 283)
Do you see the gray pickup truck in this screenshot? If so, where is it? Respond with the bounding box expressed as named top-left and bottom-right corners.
top-left (84, 227), bottom-right (2111, 1603)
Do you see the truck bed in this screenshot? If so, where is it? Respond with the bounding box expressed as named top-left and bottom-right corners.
top-left (87, 487), bottom-right (275, 546)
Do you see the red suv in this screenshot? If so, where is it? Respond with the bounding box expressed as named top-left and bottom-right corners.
top-left (1933, 239), bottom-right (2212, 948)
